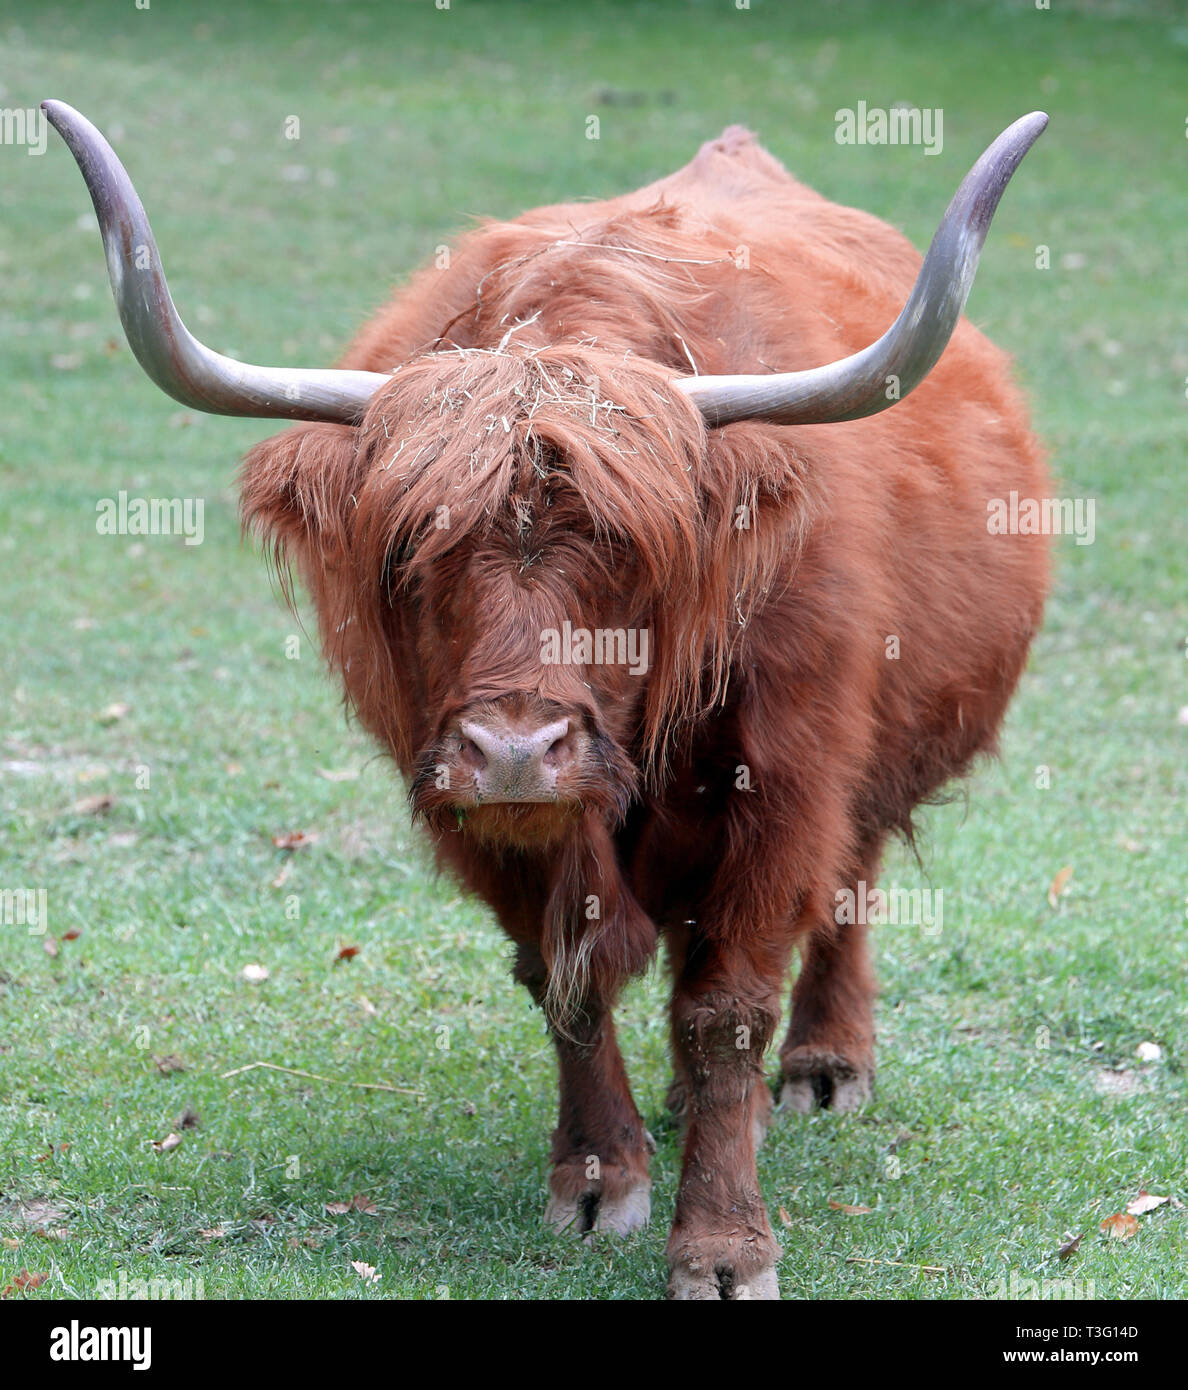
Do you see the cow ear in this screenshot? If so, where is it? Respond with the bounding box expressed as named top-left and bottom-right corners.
top-left (239, 422), bottom-right (366, 579)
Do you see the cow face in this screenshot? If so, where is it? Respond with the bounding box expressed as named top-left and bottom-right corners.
top-left (241, 346), bottom-right (728, 850)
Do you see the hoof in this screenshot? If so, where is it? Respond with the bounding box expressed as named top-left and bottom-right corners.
top-left (545, 1180), bottom-right (651, 1236)
top-left (779, 1047), bottom-right (873, 1113)
top-left (668, 1258), bottom-right (780, 1301)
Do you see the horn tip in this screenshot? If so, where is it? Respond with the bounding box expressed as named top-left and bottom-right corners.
top-left (1016, 110), bottom-right (1050, 143)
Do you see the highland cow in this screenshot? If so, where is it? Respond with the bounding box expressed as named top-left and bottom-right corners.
top-left (46, 101), bottom-right (1049, 1299)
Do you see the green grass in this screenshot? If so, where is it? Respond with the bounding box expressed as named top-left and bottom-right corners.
top-left (1, 0), bottom-right (1186, 1300)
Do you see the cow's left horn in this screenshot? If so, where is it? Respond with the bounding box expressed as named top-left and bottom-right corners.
top-left (42, 100), bottom-right (390, 424)
top-left (673, 111), bottom-right (1048, 428)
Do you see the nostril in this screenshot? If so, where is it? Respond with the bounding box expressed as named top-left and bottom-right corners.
top-left (543, 732), bottom-right (572, 767)
top-left (456, 733), bottom-right (488, 772)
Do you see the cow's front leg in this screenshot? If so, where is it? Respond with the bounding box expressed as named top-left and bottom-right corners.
top-left (515, 948), bottom-right (651, 1236)
top-left (666, 942), bottom-right (784, 1299)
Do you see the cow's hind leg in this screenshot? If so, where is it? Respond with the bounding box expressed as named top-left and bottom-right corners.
top-left (515, 949), bottom-right (651, 1236)
top-left (778, 850), bottom-right (880, 1113)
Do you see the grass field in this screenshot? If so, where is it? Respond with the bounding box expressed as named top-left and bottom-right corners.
top-left (1, 0), bottom-right (1186, 1300)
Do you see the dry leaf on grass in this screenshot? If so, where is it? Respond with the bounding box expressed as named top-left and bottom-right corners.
top-left (777, 1205), bottom-right (793, 1228)
top-left (1135, 1042), bottom-right (1162, 1063)
top-left (70, 793), bottom-right (116, 816)
top-left (241, 963), bottom-right (270, 984)
top-left (43, 938), bottom-right (58, 959)
top-left (199, 1227), bottom-right (226, 1241)
top-left (326, 1194), bottom-right (377, 1216)
top-left (150, 1132), bottom-right (183, 1154)
top-left (1126, 1191), bottom-right (1170, 1216)
top-left (351, 1260), bottom-right (380, 1284)
top-left (272, 830), bottom-right (320, 851)
top-left (317, 768), bottom-right (359, 783)
top-left (335, 946), bottom-right (361, 963)
top-left (61, 929), bottom-right (82, 942)
top-left (828, 1200), bottom-right (874, 1215)
top-left (154, 1054), bottom-right (186, 1075)
top-left (98, 702), bottom-right (130, 724)
top-left (1057, 1233), bottom-right (1084, 1261)
top-left (1047, 865), bottom-right (1073, 908)
top-left (1099, 1212), bottom-right (1139, 1240)
top-left (1, 1269), bottom-right (49, 1298)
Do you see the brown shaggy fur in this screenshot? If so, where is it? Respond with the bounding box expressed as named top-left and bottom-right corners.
top-left (239, 126), bottom-right (1048, 1297)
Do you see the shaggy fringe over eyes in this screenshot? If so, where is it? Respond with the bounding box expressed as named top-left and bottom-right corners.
top-left (349, 344), bottom-right (801, 767)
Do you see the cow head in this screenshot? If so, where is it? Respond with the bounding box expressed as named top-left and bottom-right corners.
top-left (240, 345), bottom-right (730, 852)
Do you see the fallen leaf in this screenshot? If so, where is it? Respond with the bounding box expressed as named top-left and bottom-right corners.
top-left (177, 1107), bottom-right (201, 1131)
top-left (351, 1260), bottom-right (380, 1284)
top-left (1099, 1212), bottom-right (1139, 1240)
top-left (1135, 1042), bottom-right (1162, 1064)
top-left (1, 1269), bottom-right (49, 1298)
top-left (1126, 1191), bottom-right (1169, 1216)
top-left (70, 793), bottom-right (116, 815)
top-left (1057, 1233), bottom-right (1084, 1261)
top-left (43, 938), bottom-right (58, 958)
top-left (358, 996), bottom-right (378, 1018)
top-left (199, 1227), bottom-right (226, 1241)
top-left (0, 1238), bottom-right (19, 1250)
top-left (317, 768), bottom-right (359, 783)
top-left (153, 1054), bottom-right (186, 1075)
top-left (98, 702), bottom-right (130, 724)
top-left (326, 1193), bottom-right (376, 1216)
top-left (270, 861), bottom-right (292, 890)
top-left (1047, 865), bottom-right (1073, 908)
top-left (151, 1132), bottom-right (183, 1154)
top-left (272, 830), bottom-right (320, 851)
top-left (241, 963), bottom-right (270, 984)
top-left (335, 945), bottom-right (361, 963)
top-left (828, 1200), bottom-right (874, 1215)
top-left (777, 1205), bottom-right (792, 1227)
top-left (61, 930), bottom-right (82, 942)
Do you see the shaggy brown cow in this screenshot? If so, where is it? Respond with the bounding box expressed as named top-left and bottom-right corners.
top-left (47, 101), bottom-right (1049, 1299)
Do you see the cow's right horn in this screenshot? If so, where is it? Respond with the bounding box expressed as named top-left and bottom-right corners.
top-left (42, 100), bottom-right (391, 425)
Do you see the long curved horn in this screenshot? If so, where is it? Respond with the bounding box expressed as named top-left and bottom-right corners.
top-left (42, 100), bottom-right (390, 424)
top-left (673, 111), bottom-right (1048, 428)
